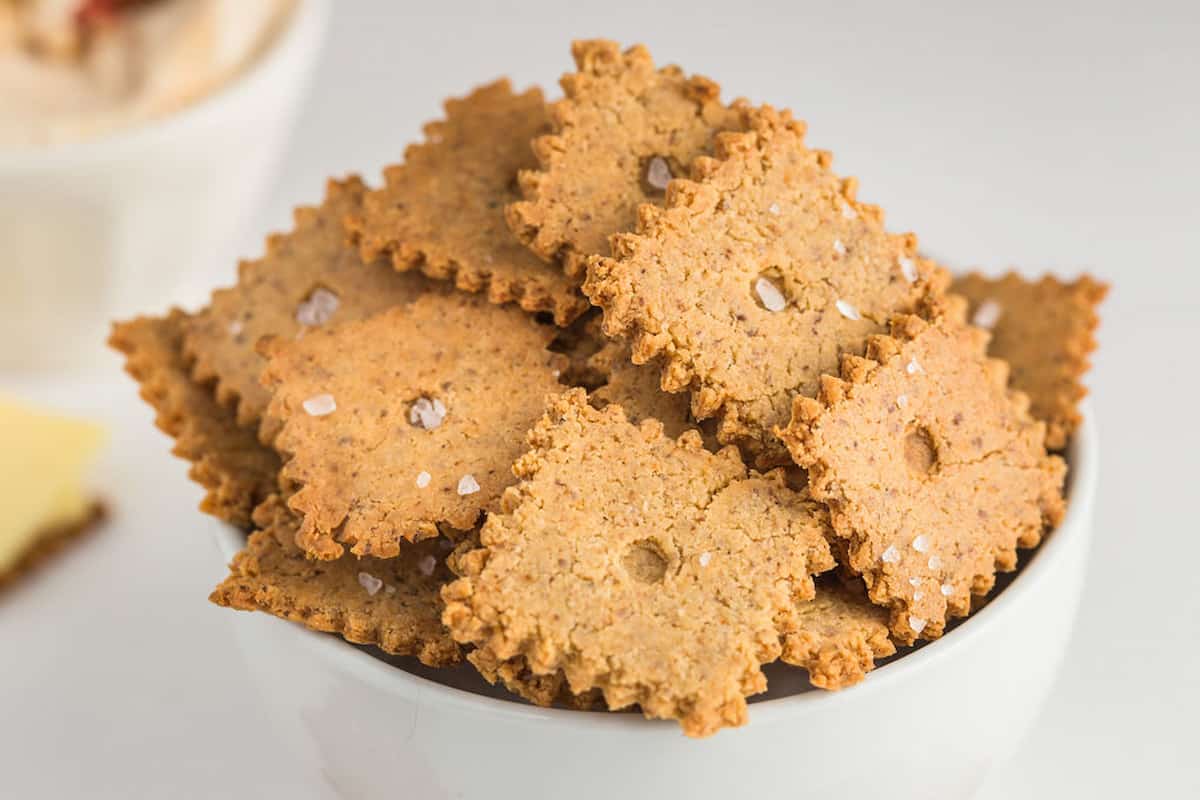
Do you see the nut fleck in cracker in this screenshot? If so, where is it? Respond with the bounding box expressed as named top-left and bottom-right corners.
top-left (952, 272), bottom-right (1107, 449)
top-left (780, 315), bottom-right (1066, 644)
top-left (346, 80), bottom-right (587, 325)
top-left (262, 292), bottom-right (566, 560)
top-left (585, 104), bottom-right (948, 466)
top-left (184, 176), bottom-right (432, 432)
top-left (507, 40), bottom-right (743, 279)
top-left (442, 390), bottom-right (834, 737)
top-left (110, 310), bottom-right (281, 529)
top-left (210, 496), bottom-right (461, 667)
top-left (782, 578), bottom-right (896, 690)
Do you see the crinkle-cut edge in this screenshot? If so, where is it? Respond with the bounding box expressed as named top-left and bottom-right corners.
top-left (110, 310), bottom-right (279, 529)
top-left (441, 387), bottom-right (764, 736)
top-left (780, 595), bottom-right (896, 691)
top-left (208, 527), bottom-right (462, 668)
top-left (778, 315), bottom-right (1066, 644)
top-left (183, 175), bottom-right (372, 429)
top-left (466, 646), bottom-right (606, 711)
top-left (506, 40), bottom-right (725, 278)
top-left (957, 270), bottom-right (1108, 450)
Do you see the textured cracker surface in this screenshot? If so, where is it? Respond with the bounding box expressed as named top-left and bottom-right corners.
top-left (110, 311), bottom-right (280, 529)
top-left (262, 292), bottom-right (566, 560)
top-left (780, 315), bottom-right (1066, 643)
top-left (952, 272), bottom-right (1107, 449)
top-left (442, 390), bottom-right (834, 737)
top-left (587, 340), bottom-right (698, 439)
top-left (0, 502), bottom-right (105, 592)
top-left (467, 647), bottom-right (606, 711)
top-left (585, 104), bottom-right (948, 466)
top-left (184, 177), bottom-right (432, 431)
top-left (783, 578), bottom-right (896, 690)
top-left (346, 80), bottom-right (587, 325)
top-left (507, 40), bottom-right (742, 278)
top-left (210, 496), bottom-right (461, 667)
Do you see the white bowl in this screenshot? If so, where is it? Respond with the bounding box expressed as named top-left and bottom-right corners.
top-left (0, 0), bottom-right (329, 372)
top-left (213, 412), bottom-right (1097, 800)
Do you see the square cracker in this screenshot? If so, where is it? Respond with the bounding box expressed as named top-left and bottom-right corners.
top-left (184, 176), bottom-right (433, 433)
top-left (951, 272), bottom-right (1107, 449)
top-left (585, 104), bottom-right (949, 466)
top-left (261, 291), bottom-right (567, 560)
top-left (110, 310), bottom-right (280, 529)
top-left (345, 80), bottom-right (587, 325)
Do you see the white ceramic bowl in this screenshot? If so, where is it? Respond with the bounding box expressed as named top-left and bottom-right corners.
top-left (0, 0), bottom-right (329, 372)
top-left (213, 412), bottom-right (1097, 800)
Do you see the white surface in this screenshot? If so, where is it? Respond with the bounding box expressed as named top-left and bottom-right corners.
top-left (2, 1), bottom-right (1198, 797)
top-left (212, 420), bottom-right (1095, 800)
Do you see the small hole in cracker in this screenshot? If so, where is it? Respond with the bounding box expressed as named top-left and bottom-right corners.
top-left (622, 539), bottom-right (669, 584)
top-left (903, 425), bottom-right (938, 476)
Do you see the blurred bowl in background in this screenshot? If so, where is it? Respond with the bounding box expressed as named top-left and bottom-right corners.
top-left (0, 0), bottom-right (330, 373)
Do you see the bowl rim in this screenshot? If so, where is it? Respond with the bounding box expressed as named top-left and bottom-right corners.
top-left (214, 407), bottom-right (1098, 730)
top-left (0, 0), bottom-right (330, 168)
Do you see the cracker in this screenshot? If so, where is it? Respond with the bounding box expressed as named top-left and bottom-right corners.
top-left (262, 292), bottom-right (566, 560)
top-left (951, 272), bottom-right (1107, 449)
top-left (442, 390), bottom-right (835, 737)
top-left (587, 340), bottom-right (697, 440)
top-left (782, 578), bottom-right (896, 690)
top-left (585, 104), bottom-right (949, 466)
top-left (210, 496), bottom-right (461, 667)
top-left (507, 40), bottom-right (743, 278)
top-left (346, 80), bottom-right (587, 325)
top-left (110, 311), bottom-right (281, 529)
top-left (184, 176), bottom-right (432, 431)
top-left (466, 647), bottom-right (605, 711)
top-left (780, 315), bottom-right (1066, 643)
top-left (0, 502), bottom-right (105, 593)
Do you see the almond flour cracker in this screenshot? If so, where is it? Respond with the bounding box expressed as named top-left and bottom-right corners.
top-left (210, 496), bottom-right (462, 667)
top-left (506, 40), bottom-right (743, 279)
top-left (442, 390), bottom-right (835, 737)
top-left (110, 310), bottom-right (280, 529)
top-left (783, 578), bottom-right (896, 690)
top-left (262, 292), bottom-right (566, 560)
top-left (585, 104), bottom-right (949, 467)
top-left (952, 272), bottom-right (1107, 449)
top-left (184, 176), bottom-right (433, 432)
top-left (780, 315), bottom-right (1066, 643)
top-left (345, 80), bottom-right (587, 325)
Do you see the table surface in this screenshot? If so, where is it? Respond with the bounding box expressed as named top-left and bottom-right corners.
top-left (3, 1), bottom-right (1198, 797)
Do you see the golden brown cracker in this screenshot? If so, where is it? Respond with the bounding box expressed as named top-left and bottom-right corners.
top-left (507, 39), bottom-right (743, 278)
top-left (782, 578), bottom-right (896, 690)
top-left (110, 311), bottom-right (280, 529)
top-left (0, 502), bottom-right (105, 593)
top-left (442, 390), bottom-right (835, 737)
top-left (585, 104), bottom-right (948, 466)
top-left (587, 339), bottom-right (697, 440)
top-left (466, 647), bottom-right (605, 711)
top-left (952, 272), bottom-right (1107, 449)
top-left (346, 80), bottom-right (587, 325)
top-left (780, 315), bottom-right (1066, 644)
top-left (262, 292), bottom-right (566, 560)
top-left (210, 496), bottom-right (461, 667)
top-left (184, 176), bottom-right (432, 432)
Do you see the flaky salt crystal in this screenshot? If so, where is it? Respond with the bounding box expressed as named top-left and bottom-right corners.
top-left (899, 256), bottom-right (918, 283)
top-left (409, 397), bottom-right (447, 429)
top-left (768, 202), bottom-right (781, 215)
top-left (912, 534), bottom-right (930, 553)
top-left (940, 583), bottom-right (954, 597)
top-left (645, 157), bottom-right (672, 191)
top-left (415, 471), bottom-right (431, 488)
top-left (296, 287), bottom-right (340, 327)
top-left (457, 474), bottom-right (480, 496)
top-left (906, 358), bottom-right (922, 375)
top-left (972, 299), bottom-right (1002, 330)
top-left (835, 298), bottom-right (860, 320)
top-left (833, 239), bottom-right (846, 257)
top-left (699, 552), bottom-right (712, 567)
top-left (755, 277), bottom-right (787, 312)
top-left (881, 545), bottom-right (901, 564)
top-left (302, 393), bottom-right (336, 417)
top-left (908, 616), bottom-right (927, 634)
top-left (418, 555), bottom-right (437, 577)
top-left (358, 572), bottom-right (383, 596)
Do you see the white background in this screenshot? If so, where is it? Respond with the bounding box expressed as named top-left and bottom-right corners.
top-left (2, 1), bottom-right (1198, 797)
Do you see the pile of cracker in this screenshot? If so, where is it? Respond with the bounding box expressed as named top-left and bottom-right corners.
top-left (112, 41), bottom-right (1107, 738)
